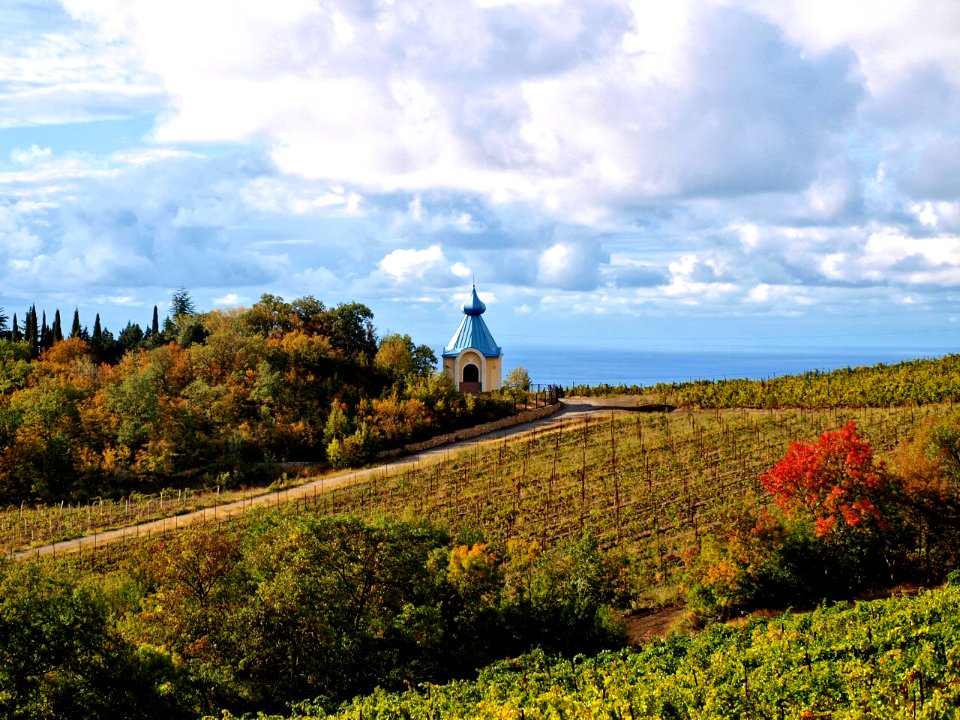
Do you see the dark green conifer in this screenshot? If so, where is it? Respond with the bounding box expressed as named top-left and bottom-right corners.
top-left (40, 310), bottom-right (51, 352)
top-left (25, 305), bottom-right (39, 358)
top-left (92, 314), bottom-right (102, 346)
top-left (70, 308), bottom-right (82, 338)
top-left (170, 287), bottom-right (196, 318)
top-left (52, 309), bottom-right (63, 343)
top-left (11, 313), bottom-right (20, 342)
top-left (151, 305), bottom-right (160, 336)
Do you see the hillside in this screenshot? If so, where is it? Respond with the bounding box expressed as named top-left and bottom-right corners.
top-left (4, 355), bottom-right (960, 719)
top-left (237, 580), bottom-right (960, 719)
top-left (0, 294), bottom-right (512, 505)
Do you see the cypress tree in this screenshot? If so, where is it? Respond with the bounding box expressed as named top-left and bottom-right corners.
top-left (11, 313), bottom-right (20, 343)
top-left (40, 311), bottom-right (52, 352)
top-left (90, 314), bottom-right (104, 363)
top-left (70, 308), bottom-right (82, 338)
top-left (151, 305), bottom-right (160, 336)
top-left (52, 309), bottom-right (63, 343)
top-left (25, 305), bottom-right (39, 358)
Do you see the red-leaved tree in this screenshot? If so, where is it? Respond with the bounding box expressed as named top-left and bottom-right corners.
top-left (761, 421), bottom-right (890, 537)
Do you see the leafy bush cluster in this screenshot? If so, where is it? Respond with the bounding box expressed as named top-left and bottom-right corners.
top-left (0, 513), bottom-right (625, 719)
top-left (223, 582), bottom-right (960, 719)
top-left (0, 294), bottom-right (512, 502)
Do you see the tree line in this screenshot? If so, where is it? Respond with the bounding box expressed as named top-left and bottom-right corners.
top-left (0, 291), bottom-right (512, 503)
top-left (0, 512), bottom-right (624, 719)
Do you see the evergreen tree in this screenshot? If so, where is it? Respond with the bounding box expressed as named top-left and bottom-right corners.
top-left (40, 310), bottom-right (52, 351)
top-left (11, 313), bottom-right (20, 343)
top-left (170, 287), bottom-right (196, 318)
top-left (52, 309), bottom-right (63, 343)
top-left (118, 321), bottom-right (144, 351)
top-left (91, 314), bottom-right (105, 363)
top-left (70, 308), bottom-right (82, 338)
top-left (0, 307), bottom-right (7, 337)
top-left (151, 305), bottom-right (160, 336)
top-left (25, 305), bottom-right (39, 359)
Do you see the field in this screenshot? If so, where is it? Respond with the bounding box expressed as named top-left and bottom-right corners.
top-left (4, 388), bottom-right (959, 719)
top-left (16, 403), bottom-right (940, 592)
top-left (275, 405), bottom-right (934, 590)
top-left (258, 581), bottom-right (960, 720)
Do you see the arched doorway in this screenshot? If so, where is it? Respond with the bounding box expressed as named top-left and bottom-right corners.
top-left (462, 364), bottom-right (480, 383)
top-left (460, 363), bottom-right (482, 393)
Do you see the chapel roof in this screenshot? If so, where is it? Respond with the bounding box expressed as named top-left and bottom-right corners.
top-left (442, 285), bottom-right (502, 359)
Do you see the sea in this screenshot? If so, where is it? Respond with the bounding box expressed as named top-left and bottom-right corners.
top-left (502, 346), bottom-right (954, 389)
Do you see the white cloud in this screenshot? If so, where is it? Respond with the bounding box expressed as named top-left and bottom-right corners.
top-left (56, 0), bottom-right (864, 218)
top-left (376, 244), bottom-right (471, 289)
top-left (212, 292), bottom-right (244, 306)
top-left (537, 240), bottom-right (609, 290)
top-left (9, 145), bottom-right (52, 165)
top-left (4, 0), bottom-right (960, 349)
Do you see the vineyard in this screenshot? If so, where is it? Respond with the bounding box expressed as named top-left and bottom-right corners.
top-left (290, 405), bottom-right (933, 588)
top-left (245, 580), bottom-right (960, 720)
top-left (5, 398), bottom-right (960, 719)
top-left (0, 483), bottom-right (284, 556)
top-left (8, 405), bottom-right (941, 576)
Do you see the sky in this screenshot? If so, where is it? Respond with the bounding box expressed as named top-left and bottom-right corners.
top-left (1, 0), bottom-right (960, 358)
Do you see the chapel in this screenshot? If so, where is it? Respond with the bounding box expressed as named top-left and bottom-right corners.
top-left (442, 284), bottom-right (502, 393)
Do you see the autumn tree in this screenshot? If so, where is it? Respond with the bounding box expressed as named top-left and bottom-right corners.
top-left (375, 333), bottom-right (436, 379)
top-left (761, 421), bottom-right (892, 537)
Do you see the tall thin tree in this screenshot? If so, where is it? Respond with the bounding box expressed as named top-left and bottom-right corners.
top-left (70, 308), bottom-right (82, 339)
top-left (151, 305), bottom-right (160, 336)
top-left (25, 305), bottom-right (39, 358)
top-left (11, 312), bottom-right (20, 342)
top-left (40, 310), bottom-right (49, 350)
top-left (52, 309), bottom-right (63, 343)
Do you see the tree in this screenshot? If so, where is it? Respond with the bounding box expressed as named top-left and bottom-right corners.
top-left (170, 286), bottom-right (197, 318)
top-left (70, 308), bottom-right (81, 339)
top-left (505, 367), bottom-right (531, 393)
top-left (151, 305), bottom-right (160, 336)
top-left (291, 295), bottom-right (328, 335)
top-left (0, 308), bottom-right (7, 338)
top-left (24, 305), bottom-right (38, 359)
top-left (92, 314), bottom-right (102, 348)
top-left (118, 321), bottom-right (144, 352)
top-left (761, 421), bottom-right (891, 537)
top-left (10, 313), bottom-right (20, 343)
top-left (375, 333), bottom-right (436, 378)
top-left (329, 302), bottom-right (377, 359)
top-left (52, 309), bottom-right (63, 344)
top-left (39, 311), bottom-right (51, 352)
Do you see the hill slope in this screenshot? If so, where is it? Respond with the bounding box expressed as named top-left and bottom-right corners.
top-left (238, 581), bottom-right (960, 719)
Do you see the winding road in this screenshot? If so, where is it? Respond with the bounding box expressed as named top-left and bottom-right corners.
top-left (16, 397), bottom-right (664, 560)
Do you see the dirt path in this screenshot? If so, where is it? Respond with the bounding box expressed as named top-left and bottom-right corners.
top-left (16, 397), bottom-right (659, 560)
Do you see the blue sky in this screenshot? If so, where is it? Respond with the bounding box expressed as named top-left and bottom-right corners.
top-left (2, 0), bottom-right (960, 356)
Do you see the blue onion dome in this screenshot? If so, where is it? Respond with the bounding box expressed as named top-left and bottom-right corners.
top-left (462, 285), bottom-right (486, 316)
